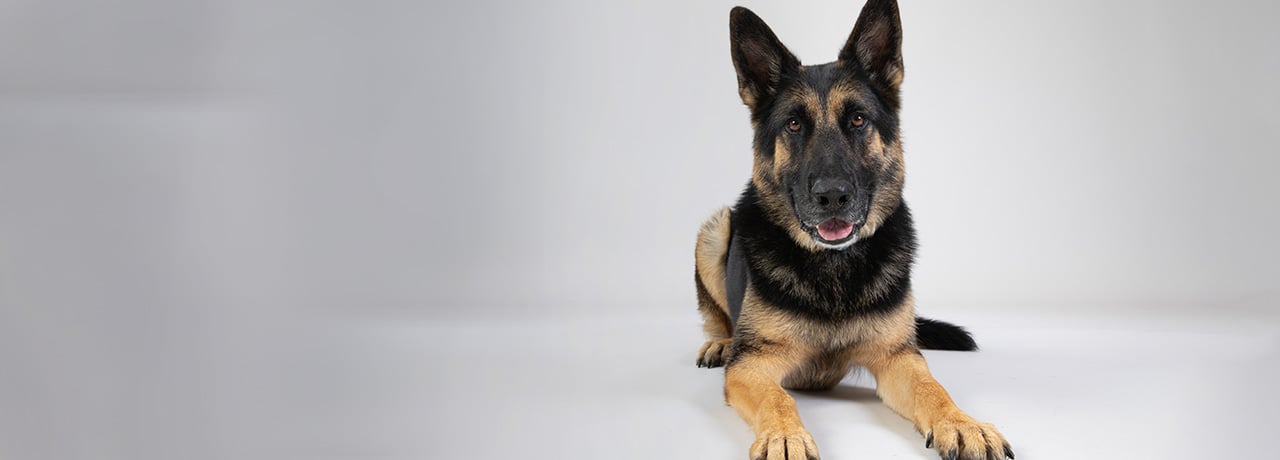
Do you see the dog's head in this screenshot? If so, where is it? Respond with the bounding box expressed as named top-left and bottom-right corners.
top-left (731, 0), bottom-right (906, 251)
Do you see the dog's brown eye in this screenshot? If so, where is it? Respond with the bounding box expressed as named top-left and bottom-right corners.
top-left (786, 119), bottom-right (802, 133)
top-left (851, 114), bottom-right (866, 128)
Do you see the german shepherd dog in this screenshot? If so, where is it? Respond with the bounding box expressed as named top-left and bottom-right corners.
top-left (694, 2), bottom-right (1013, 459)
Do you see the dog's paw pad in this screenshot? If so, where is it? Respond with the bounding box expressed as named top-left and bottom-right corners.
top-left (924, 414), bottom-right (1011, 460)
top-left (696, 338), bottom-right (732, 368)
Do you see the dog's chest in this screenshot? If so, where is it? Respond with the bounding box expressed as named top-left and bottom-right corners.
top-left (784, 311), bottom-right (909, 350)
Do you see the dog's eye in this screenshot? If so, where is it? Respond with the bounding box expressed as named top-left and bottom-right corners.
top-left (786, 119), bottom-right (802, 133)
top-left (850, 114), bottom-right (866, 129)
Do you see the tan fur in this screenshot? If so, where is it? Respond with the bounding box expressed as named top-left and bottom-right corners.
top-left (698, 337), bottom-right (734, 365)
top-left (726, 287), bottom-right (916, 398)
top-left (826, 82), bottom-right (869, 126)
top-left (739, 289), bottom-right (916, 354)
top-left (753, 192), bottom-right (824, 253)
top-left (721, 290), bottom-right (1007, 459)
top-left (753, 140), bottom-right (826, 253)
top-left (726, 353), bottom-right (820, 460)
top-left (695, 208), bottom-right (736, 367)
top-left (696, 274), bottom-right (733, 345)
top-left (859, 131), bottom-right (905, 240)
top-left (695, 207), bottom-right (733, 314)
top-left (724, 291), bottom-right (819, 460)
top-left (720, 289), bottom-right (914, 458)
top-left (771, 135), bottom-right (792, 177)
top-left (862, 349), bottom-right (1010, 459)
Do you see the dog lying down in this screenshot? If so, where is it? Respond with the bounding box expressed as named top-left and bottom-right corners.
top-left (694, 2), bottom-right (1013, 459)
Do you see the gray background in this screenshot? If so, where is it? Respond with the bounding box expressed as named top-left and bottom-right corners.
top-left (1, 1), bottom-right (1277, 459)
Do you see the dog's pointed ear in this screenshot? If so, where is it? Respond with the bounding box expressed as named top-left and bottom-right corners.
top-left (730, 7), bottom-right (800, 109)
top-left (839, 0), bottom-right (904, 95)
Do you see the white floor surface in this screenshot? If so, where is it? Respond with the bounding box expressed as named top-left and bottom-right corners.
top-left (302, 310), bottom-right (1280, 460)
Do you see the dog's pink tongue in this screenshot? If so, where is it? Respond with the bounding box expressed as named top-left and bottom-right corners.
top-left (817, 219), bottom-right (854, 241)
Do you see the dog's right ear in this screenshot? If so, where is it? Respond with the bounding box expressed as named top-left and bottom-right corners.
top-left (730, 7), bottom-right (800, 110)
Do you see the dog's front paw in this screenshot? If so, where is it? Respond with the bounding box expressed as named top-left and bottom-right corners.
top-left (749, 428), bottom-right (819, 460)
top-left (696, 338), bottom-right (733, 368)
top-left (923, 412), bottom-right (1012, 460)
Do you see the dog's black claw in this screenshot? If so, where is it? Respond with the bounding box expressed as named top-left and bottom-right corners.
top-left (1003, 444), bottom-right (1014, 460)
top-left (947, 449), bottom-right (958, 460)
top-left (925, 432), bottom-right (933, 448)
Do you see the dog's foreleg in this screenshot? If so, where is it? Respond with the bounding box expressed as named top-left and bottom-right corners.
top-left (725, 353), bottom-right (820, 460)
top-left (866, 349), bottom-right (1013, 460)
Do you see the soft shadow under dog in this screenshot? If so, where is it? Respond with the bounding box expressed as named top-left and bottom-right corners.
top-left (791, 383), bottom-right (938, 457)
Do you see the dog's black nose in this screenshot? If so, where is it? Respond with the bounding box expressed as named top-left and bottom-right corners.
top-left (810, 178), bottom-right (854, 210)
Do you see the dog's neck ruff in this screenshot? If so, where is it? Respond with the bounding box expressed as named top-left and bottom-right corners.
top-left (725, 184), bottom-right (916, 324)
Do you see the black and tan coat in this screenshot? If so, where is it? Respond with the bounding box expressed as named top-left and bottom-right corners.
top-left (695, 2), bottom-right (1013, 460)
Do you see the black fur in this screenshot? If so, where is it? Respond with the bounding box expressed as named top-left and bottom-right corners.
top-left (729, 183), bottom-right (915, 323)
top-left (914, 317), bottom-right (978, 351)
top-left (725, 222), bottom-right (748, 325)
top-left (729, 7), bottom-right (800, 116)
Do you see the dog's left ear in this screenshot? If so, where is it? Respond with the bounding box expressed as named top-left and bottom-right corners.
top-left (839, 0), bottom-right (904, 97)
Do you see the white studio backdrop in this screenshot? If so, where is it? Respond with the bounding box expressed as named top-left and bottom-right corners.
top-left (3, 1), bottom-right (1276, 320)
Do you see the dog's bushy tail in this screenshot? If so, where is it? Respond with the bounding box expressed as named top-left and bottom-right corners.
top-left (915, 317), bottom-right (978, 351)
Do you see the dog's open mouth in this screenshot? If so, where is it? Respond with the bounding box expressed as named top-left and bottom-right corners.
top-left (816, 218), bottom-right (855, 243)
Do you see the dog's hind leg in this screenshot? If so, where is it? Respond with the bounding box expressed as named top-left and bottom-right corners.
top-left (696, 274), bottom-right (733, 367)
top-left (695, 207), bottom-right (734, 368)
